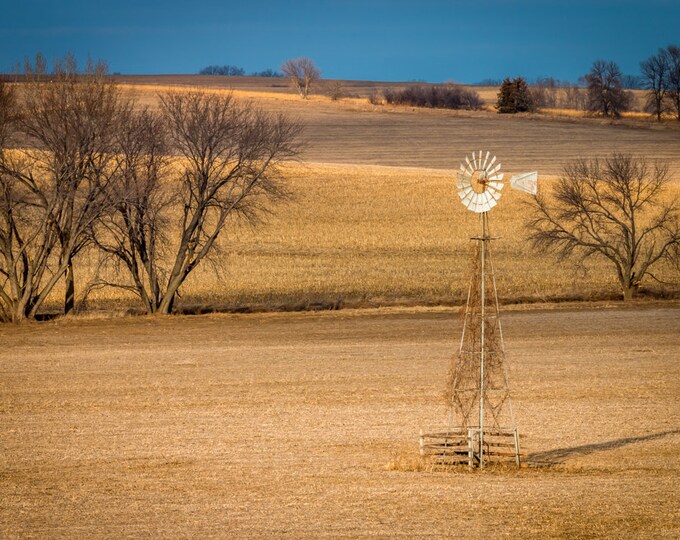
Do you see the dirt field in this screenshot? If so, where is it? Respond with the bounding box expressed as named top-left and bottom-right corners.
top-left (115, 77), bottom-right (680, 176)
top-left (3, 75), bottom-right (679, 538)
top-left (295, 107), bottom-right (680, 175)
top-left (2, 304), bottom-right (679, 538)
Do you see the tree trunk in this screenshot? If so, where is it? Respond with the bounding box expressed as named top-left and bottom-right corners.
top-left (64, 258), bottom-right (75, 314)
top-left (622, 285), bottom-right (635, 301)
top-left (13, 299), bottom-right (29, 323)
top-left (157, 290), bottom-right (176, 315)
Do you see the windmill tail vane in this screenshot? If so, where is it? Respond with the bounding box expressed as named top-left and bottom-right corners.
top-left (510, 171), bottom-right (538, 195)
top-left (420, 151), bottom-right (538, 470)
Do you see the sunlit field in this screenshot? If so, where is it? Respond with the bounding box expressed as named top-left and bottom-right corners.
top-left (10, 78), bottom-right (680, 315)
top-left (2, 306), bottom-right (679, 537)
top-left (41, 161), bottom-right (672, 315)
top-left (3, 78), bottom-right (680, 539)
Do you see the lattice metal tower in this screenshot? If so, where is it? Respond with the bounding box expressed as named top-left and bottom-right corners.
top-left (420, 151), bottom-right (537, 469)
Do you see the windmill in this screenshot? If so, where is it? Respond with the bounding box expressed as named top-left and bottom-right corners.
top-left (420, 151), bottom-right (537, 469)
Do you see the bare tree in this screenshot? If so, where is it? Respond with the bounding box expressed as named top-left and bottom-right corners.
top-left (0, 156), bottom-right (46, 322)
top-left (531, 77), bottom-right (559, 109)
top-left (281, 57), bottom-right (320, 99)
top-left (666, 45), bottom-right (680, 121)
top-left (641, 49), bottom-right (670, 121)
top-left (96, 91), bottom-right (303, 314)
top-left (22, 52), bottom-right (47, 77)
top-left (0, 80), bottom-right (37, 322)
top-left (325, 80), bottom-right (345, 101)
top-left (527, 154), bottom-right (680, 301)
top-left (90, 108), bottom-right (172, 313)
top-left (584, 60), bottom-right (632, 118)
top-left (2, 55), bottom-right (126, 318)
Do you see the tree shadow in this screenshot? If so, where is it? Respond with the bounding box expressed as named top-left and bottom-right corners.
top-left (527, 429), bottom-right (680, 467)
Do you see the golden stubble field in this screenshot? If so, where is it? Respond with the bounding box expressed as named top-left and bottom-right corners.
top-left (1, 305), bottom-right (679, 537)
top-left (54, 77), bottom-right (673, 313)
top-left (74, 162), bottom-right (680, 314)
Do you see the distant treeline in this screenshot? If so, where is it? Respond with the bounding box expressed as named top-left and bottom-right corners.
top-left (199, 65), bottom-right (283, 77)
top-left (476, 75), bottom-right (644, 90)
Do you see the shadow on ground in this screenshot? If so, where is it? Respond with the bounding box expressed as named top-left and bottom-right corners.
top-left (527, 429), bottom-right (680, 467)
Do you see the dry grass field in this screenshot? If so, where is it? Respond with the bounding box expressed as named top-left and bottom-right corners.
top-left (69, 162), bottom-right (679, 314)
top-left (13, 76), bottom-right (671, 313)
top-left (104, 78), bottom-right (680, 313)
top-left (1, 305), bottom-right (679, 537)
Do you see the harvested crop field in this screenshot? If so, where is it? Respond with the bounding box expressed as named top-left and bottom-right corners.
top-left (69, 162), bottom-right (678, 313)
top-left (1, 304), bottom-right (679, 538)
top-left (116, 78), bottom-right (680, 176)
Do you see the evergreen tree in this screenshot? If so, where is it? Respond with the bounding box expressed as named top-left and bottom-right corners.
top-left (496, 77), bottom-right (515, 113)
top-left (496, 77), bottom-right (534, 113)
top-left (512, 77), bottom-right (534, 112)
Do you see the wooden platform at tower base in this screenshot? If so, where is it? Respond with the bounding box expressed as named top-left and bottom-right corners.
top-left (419, 426), bottom-right (521, 468)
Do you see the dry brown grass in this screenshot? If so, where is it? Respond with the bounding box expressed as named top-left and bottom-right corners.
top-left (64, 162), bottom-right (678, 314)
top-left (1, 306), bottom-right (678, 537)
top-left (118, 82), bottom-right (366, 106)
top-left (539, 107), bottom-right (677, 121)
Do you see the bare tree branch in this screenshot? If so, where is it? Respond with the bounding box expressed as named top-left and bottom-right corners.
top-left (584, 60), bottom-right (633, 118)
top-left (2, 56), bottom-right (129, 318)
top-left (665, 44), bottom-right (680, 121)
top-left (641, 49), bottom-right (671, 121)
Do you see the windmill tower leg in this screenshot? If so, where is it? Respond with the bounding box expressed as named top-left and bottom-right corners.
top-left (479, 212), bottom-right (487, 469)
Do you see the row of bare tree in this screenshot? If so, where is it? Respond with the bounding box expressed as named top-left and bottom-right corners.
top-left (508, 45), bottom-right (680, 120)
top-left (0, 58), bottom-right (302, 322)
top-left (529, 61), bottom-right (636, 117)
top-left (529, 79), bottom-right (587, 110)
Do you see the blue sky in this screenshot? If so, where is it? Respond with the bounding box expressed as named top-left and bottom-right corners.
top-left (1, 0), bottom-right (678, 83)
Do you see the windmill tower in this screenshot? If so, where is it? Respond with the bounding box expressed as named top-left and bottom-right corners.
top-left (420, 151), bottom-right (537, 469)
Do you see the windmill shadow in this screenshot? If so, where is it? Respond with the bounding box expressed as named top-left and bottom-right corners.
top-left (527, 429), bottom-right (680, 467)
